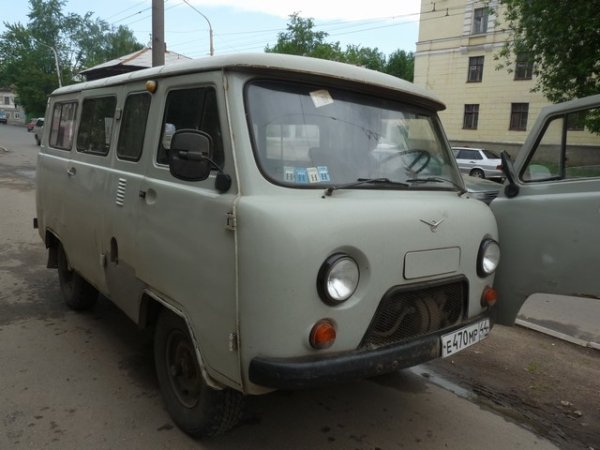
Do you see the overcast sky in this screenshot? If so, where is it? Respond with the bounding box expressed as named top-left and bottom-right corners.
top-left (1, 0), bottom-right (422, 57)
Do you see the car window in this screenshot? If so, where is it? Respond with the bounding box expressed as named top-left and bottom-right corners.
top-left (157, 87), bottom-right (224, 167)
top-left (459, 149), bottom-right (481, 159)
top-left (246, 80), bottom-right (461, 189)
top-left (117, 92), bottom-right (151, 162)
top-left (482, 149), bottom-right (499, 159)
top-left (521, 107), bottom-right (600, 181)
top-left (77, 96), bottom-right (117, 155)
top-left (49, 102), bottom-right (77, 151)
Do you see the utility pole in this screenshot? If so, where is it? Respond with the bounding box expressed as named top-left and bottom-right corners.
top-left (152, 0), bottom-right (165, 66)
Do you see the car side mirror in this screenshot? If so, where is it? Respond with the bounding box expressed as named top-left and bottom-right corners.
top-left (169, 129), bottom-right (213, 182)
top-left (168, 129), bottom-right (232, 193)
top-left (501, 151), bottom-right (519, 198)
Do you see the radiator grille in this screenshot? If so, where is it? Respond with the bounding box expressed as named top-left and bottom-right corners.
top-left (359, 280), bottom-right (467, 350)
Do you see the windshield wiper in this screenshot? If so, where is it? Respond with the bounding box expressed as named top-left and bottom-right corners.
top-left (406, 176), bottom-right (466, 194)
top-left (323, 178), bottom-right (409, 197)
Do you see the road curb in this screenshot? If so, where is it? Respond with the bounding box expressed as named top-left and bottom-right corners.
top-left (516, 319), bottom-right (600, 351)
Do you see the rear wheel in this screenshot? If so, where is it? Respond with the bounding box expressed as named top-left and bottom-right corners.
top-left (57, 244), bottom-right (98, 310)
top-left (154, 309), bottom-right (243, 437)
top-left (470, 168), bottom-right (485, 178)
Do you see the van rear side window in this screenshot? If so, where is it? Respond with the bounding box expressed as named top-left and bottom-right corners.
top-left (49, 102), bottom-right (77, 150)
top-left (117, 92), bottom-right (151, 162)
top-left (77, 96), bottom-right (117, 155)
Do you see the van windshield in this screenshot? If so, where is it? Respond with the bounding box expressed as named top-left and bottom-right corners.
top-left (245, 80), bottom-right (462, 190)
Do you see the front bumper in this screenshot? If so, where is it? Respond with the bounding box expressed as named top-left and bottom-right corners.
top-left (249, 311), bottom-right (492, 389)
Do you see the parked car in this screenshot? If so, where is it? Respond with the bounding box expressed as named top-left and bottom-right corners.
top-left (462, 174), bottom-right (502, 204)
top-left (33, 118), bottom-right (44, 145)
top-left (452, 146), bottom-right (504, 180)
top-left (26, 118), bottom-right (42, 132)
top-left (0, 111), bottom-right (7, 124)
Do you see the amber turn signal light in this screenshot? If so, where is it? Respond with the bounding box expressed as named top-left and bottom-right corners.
top-left (309, 319), bottom-right (337, 349)
top-left (481, 286), bottom-right (497, 307)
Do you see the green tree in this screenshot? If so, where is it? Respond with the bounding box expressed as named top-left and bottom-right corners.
top-left (385, 50), bottom-right (414, 82)
top-left (265, 13), bottom-right (415, 82)
top-left (0, 0), bottom-right (143, 116)
top-left (265, 13), bottom-right (343, 60)
top-left (342, 45), bottom-right (386, 72)
top-left (497, 0), bottom-right (600, 102)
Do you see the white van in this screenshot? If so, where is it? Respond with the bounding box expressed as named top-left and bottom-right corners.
top-left (34, 53), bottom-right (600, 437)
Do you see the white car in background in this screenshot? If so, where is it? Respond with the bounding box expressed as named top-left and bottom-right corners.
top-left (452, 146), bottom-right (504, 180)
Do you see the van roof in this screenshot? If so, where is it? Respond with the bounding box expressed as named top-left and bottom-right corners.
top-left (52, 53), bottom-right (445, 111)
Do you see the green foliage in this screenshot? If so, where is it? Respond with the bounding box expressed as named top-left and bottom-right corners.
top-left (0, 0), bottom-right (143, 116)
top-left (386, 50), bottom-right (415, 82)
top-left (265, 13), bottom-right (414, 81)
top-left (497, 0), bottom-right (600, 102)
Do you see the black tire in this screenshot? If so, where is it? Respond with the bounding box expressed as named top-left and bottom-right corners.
top-left (470, 168), bottom-right (485, 178)
top-left (154, 309), bottom-right (243, 437)
top-left (57, 244), bottom-right (98, 311)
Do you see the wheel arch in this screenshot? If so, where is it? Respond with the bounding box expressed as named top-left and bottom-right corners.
top-left (139, 291), bottom-right (227, 391)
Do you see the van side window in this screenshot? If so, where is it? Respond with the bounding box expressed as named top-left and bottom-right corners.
top-left (117, 93), bottom-right (151, 161)
top-left (77, 96), bottom-right (117, 155)
top-left (49, 102), bottom-right (77, 150)
top-left (522, 107), bottom-right (600, 181)
top-left (157, 87), bottom-right (224, 167)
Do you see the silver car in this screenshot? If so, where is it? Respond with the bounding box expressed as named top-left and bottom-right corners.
top-left (452, 146), bottom-right (504, 180)
top-left (33, 118), bottom-right (44, 145)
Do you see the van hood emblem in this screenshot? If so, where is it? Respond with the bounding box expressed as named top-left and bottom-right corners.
top-left (420, 218), bottom-right (445, 232)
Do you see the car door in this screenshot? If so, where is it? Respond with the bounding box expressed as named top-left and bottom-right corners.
top-left (135, 74), bottom-right (241, 387)
top-left (491, 94), bottom-right (600, 325)
top-left (101, 86), bottom-right (152, 322)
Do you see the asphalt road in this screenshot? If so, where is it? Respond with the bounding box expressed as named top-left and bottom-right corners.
top-left (0, 123), bottom-right (557, 449)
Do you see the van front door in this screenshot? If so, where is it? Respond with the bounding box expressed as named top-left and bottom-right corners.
top-left (135, 76), bottom-right (241, 388)
top-left (491, 94), bottom-right (600, 325)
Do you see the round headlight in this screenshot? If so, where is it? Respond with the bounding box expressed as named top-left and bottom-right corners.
top-left (477, 239), bottom-right (500, 277)
top-left (317, 254), bottom-right (360, 305)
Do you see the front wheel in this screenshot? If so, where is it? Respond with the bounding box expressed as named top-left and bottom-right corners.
top-left (154, 309), bottom-right (243, 437)
top-left (57, 244), bottom-right (98, 311)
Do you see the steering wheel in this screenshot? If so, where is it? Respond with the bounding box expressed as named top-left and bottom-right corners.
top-left (380, 149), bottom-right (431, 173)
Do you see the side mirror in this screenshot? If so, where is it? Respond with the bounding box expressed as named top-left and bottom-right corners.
top-left (169, 129), bottom-right (213, 182)
top-left (501, 151), bottom-right (519, 198)
top-left (168, 129), bottom-right (232, 193)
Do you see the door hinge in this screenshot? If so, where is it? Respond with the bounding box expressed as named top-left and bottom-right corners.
top-left (225, 211), bottom-right (236, 231)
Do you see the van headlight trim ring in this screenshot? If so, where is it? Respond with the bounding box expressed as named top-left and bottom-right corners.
top-left (477, 239), bottom-right (500, 277)
top-left (317, 253), bottom-right (360, 305)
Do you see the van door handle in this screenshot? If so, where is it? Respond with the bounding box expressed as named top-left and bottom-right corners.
top-left (67, 167), bottom-right (76, 176)
top-left (139, 190), bottom-right (146, 199)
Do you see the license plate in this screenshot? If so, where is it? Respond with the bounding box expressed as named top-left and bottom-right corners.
top-left (441, 319), bottom-right (490, 358)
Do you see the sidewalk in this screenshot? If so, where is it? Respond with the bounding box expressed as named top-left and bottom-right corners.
top-left (516, 293), bottom-right (600, 350)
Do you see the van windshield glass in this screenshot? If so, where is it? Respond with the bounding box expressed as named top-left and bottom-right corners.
top-left (245, 80), bottom-right (461, 190)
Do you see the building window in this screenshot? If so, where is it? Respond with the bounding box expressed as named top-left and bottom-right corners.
top-left (467, 56), bottom-right (484, 82)
top-left (463, 104), bottom-right (479, 129)
top-left (473, 8), bottom-right (488, 34)
top-left (3, 96), bottom-right (10, 105)
top-left (566, 110), bottom-right (587, 131)
top-left (509, 103), bottom-right (529, 131)
top-left (514, 54), bottom-right (534, 80)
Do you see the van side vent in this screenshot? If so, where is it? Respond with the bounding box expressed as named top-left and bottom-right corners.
top-left (116, 178), bottom-right (127, 206)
